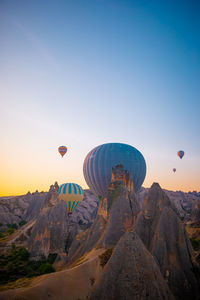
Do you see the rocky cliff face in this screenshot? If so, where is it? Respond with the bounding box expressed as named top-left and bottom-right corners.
top-left (191, 199), bottom-right (200, 223)
top-left (0, 184), bottom-right (99, 263)
top-left (67, 165), bottom-right (140, 263)
top-left (137, 188), bottom-right (200, 222)
top-left (71, 189), bottom-right (98, 226)
top-left (23, 187), bottom-right (99, 260)
top-left (67, 179), bottom-right (200, 299)
top-left (27, 191), bottom-right (70, 259)
top-left (90, 231), bottom-right (175, 300)
top-left (1, 178), bottom-right (200, 299)
top-left (0, 187), bottom-right (98, 230)
top-left (135, 183), bottom-right (200, 300)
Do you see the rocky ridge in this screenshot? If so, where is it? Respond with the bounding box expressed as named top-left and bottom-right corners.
top-left (0, 173), bottom-right (200, 299)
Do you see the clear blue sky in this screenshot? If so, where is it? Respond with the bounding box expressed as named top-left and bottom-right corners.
top-left (0, 0), bottom-right (200, 195)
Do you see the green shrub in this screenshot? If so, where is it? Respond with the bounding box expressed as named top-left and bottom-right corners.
top-left (5, 228), bottom-right (14, 235)
top-left (0, 246), bottom-right (55, 285)
top-left (7, 223), bottom-right (18, 230)
top-left (11, 243), bottom-right (16, 249)
top-left (47, 253), bottom-right (57, 264)
top-left (190, 238), bottom-right (200, 250)
top-left (17, 247), bottom-right (29, 261)
top-left (39, 262), bottom-right (55, 275)
top-left (19, 220), bottom-right (27, 227)
top-left (99, 248), bottom-right (113, 267)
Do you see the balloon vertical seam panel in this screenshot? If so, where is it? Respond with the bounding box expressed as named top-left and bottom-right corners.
top-left (83, 143), bottom-right (146, 196)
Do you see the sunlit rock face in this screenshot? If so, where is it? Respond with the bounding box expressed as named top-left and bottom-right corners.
top-left (135, 183), bottom-right (200, 300)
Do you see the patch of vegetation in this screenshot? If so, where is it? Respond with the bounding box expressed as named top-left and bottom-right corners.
top-left (0, 277), bottom-right (33, 292)
top-left (99, 248), bottom-right (113, 267)
top-left (0, 245), bottom-right (55, 285)
top-left (19, 220), bottom-right (27, 227)
top-left (190, 238), bottom-right (200, 250)
top-left (5, 228), bottom-right (14, 235)
top-left (7, 223), bottom-right (18, 230)
top-left (47, 253), bottom-right (57, 264)
top-left (0, 223), bottom-right (18, 239)
top-left (39, 262), bottom-right (55, 275)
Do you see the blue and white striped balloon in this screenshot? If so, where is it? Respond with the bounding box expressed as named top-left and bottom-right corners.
top-left (58, 183), bottom-right (84, 214)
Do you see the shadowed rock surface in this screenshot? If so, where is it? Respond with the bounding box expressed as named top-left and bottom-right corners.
top-left (23, 192), bottom-right (48, 222)
top-left (90, 231), bottom-right (175, 300)
top-left (191, 199), bottom-right (200, 223)
top-left (0, 194), bottom-right (36, 231)
top-left (135, 183), bottom-right (200, 300)
top-left (71, 189), bottom-right (99, 226)
top-left (164, 190), bottom-right (200, 221)
top-left (100, 184), bottom-right (139, 248)
top-left (137, 188), bottom-right (200, 222)
top-left (67, 165), bottom-right (140, 263)
top-left (66, 214), bottom-right (107, 264)
top-left (1, 179), bottom-right (200, 299)
top-left (28, 193), bottom-right (70, 259)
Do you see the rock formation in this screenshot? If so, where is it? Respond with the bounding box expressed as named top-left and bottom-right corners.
top-left (90, 231), bottom-right (175, 300)
top-left (27, 193), bottom-right (70, 259)
top-left (0, 178), bottom-right (200, 299)
top-left (67, 165), bottom-right (140, 263)
top-left (135, 183), bottom-right (200, 300)
top-left (191, 198), bottom-right (200, 224)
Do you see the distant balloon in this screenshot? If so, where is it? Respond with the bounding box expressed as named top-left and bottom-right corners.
top-left (58, 146), bottom-right (67, 157)
top-left (83, 143), bottom-right (146, 197)
top-left (173, 168), bottom-right (176, 173)
top-left (58, 183), bottom-right (84, 215)
top-left (177, 150), bottom-right (184, 159)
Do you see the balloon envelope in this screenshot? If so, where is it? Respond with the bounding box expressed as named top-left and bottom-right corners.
top-left (58, 183), bottom-right (84, 214)
top-left (177, 150), bottom-right (184, 159)
top-left (83, 143), bottom-right (146, 196)
top-left (173, 168), bottom-right (176, 173)
top-left (58, 146), bottom-right (67, 157)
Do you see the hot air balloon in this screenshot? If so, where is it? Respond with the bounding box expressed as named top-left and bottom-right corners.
top-left (173, 168), bottom-right (176, 173)
top-left (58, 183), bottom-right (84, 215)
top-left (177, 150), bottom-right (184, 159)
top-left (83, 143), bottom-right (146, 197)
top-left (58, 146), bottom-right (67, 157)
